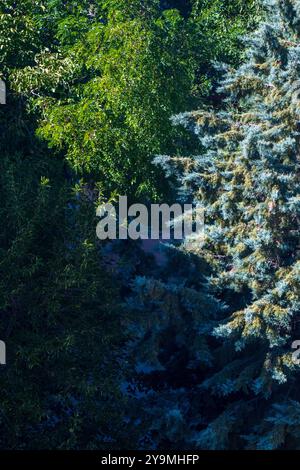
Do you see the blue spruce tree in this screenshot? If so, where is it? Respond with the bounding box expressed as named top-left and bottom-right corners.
top-left (128, 0), bottom-right (300, 449)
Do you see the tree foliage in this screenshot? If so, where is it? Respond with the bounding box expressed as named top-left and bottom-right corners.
top-left (141, 0), bottom-right (300, 449)
top-left (0, 0), bottom-right (131, 449)
top-left (0, 0), bottom-right (262, 450)
top-left (12, 0), bottom-right (258, 201)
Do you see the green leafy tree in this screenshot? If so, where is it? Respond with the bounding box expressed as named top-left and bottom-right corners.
top-left (12, 0), bottom-right (258, 201)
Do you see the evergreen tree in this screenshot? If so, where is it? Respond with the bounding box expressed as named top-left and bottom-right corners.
top-left (125, 248), bottom-right (221, 449)
top-left (129, 0), bottom-right (300, 450)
